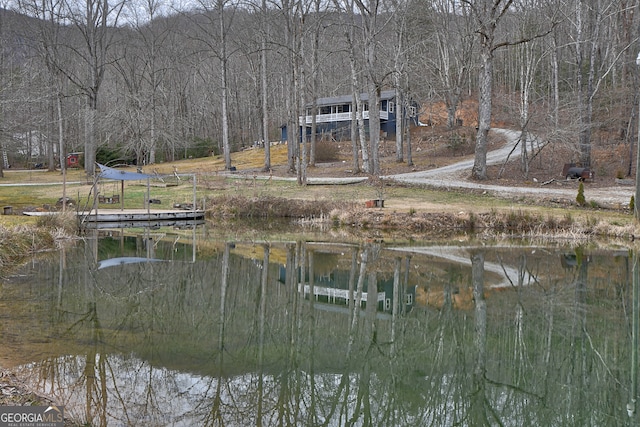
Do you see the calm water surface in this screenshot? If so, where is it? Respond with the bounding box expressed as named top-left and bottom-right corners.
top-left (1, 228), bottom-right (639, 426)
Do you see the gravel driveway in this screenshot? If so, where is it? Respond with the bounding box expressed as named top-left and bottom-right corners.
top-left (385, 129), bottom-right (634, 208)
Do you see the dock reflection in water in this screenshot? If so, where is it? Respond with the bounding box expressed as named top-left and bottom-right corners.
top-left (3, 238), bottom-right (639, 426)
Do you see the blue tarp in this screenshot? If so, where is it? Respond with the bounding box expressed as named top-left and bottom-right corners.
top-left (97, 163), bottom-right (152, 181)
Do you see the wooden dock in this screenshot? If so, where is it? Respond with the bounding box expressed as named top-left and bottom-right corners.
top-left (78, 208), bottom-right (205, 224)
top-left (25, 208), bottom-right (205, 228)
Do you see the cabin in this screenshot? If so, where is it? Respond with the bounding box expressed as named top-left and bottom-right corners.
top-left (281, 90), bottom-right (417, 142)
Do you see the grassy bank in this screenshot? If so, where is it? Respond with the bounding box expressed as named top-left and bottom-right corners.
top-left (0, 213), bottom-right (76, 279)
top-left (1, 172), bottom-right (638, 236)
top-left (1, 142), bottom-right (638, 243)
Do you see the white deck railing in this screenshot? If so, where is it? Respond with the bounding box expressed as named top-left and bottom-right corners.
top-left (299, 111), bottom-right (389, 126)
top-left (298, 283), bottom-right (386, 306)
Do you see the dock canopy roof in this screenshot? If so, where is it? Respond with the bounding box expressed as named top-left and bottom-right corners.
top-left (98, 257), bottom-right (162, 269)
top-left (97, 163), bottom-right (152, 181)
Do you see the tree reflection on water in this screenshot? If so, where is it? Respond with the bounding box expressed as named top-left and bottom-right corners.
top-left (4, 234), bottom-right (639, 426)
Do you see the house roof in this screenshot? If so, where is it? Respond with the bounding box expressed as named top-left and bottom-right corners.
top-left (312, 89), bottom-right (396, 107)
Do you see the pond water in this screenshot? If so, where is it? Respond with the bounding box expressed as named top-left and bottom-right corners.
top-left (1, 226), bottom-right (639, 426)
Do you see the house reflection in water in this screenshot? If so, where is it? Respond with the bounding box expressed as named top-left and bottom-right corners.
top-left (278, 256), bottom-right (416, 316)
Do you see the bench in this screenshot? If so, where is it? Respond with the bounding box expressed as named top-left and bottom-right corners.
top-left (98, 194), bottom-right (120, 204)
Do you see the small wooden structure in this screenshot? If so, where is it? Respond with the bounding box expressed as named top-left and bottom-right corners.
top-left (365, 199), bottom-right (384, 208)
top-left (66, 152), bottom-right (82, 168)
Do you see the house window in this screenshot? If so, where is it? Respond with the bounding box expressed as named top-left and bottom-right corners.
top-left (320, 106), bottom-right (331, 115)
top-left (389, 102), bottom-right (394, 113)
top-left (381, 100), bottom-right (388, 111)
top-left (336, 104), bottom-right (350, 113)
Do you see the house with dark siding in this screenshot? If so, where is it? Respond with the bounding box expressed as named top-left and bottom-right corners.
top-left (281, 90), bottom-right (417, 142)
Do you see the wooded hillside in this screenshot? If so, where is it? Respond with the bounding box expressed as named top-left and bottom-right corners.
top-left (0, 1), bottom-right (637, 181)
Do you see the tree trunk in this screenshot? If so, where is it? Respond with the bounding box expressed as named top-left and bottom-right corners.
top-left (368, 84), bottom-right (381, 175)
top-left (299, 26), bottom-right (307, 186)
top-left (350, 94), bottom-right (360, 173)
top-left (344, 21), bottom-right (365, 173)
top-left (219, 1), bottom-right (232, 170)
top-left (261, 32), bottom-right (270, 171)
top-left (406, 120), bottom-right (413, 167)
top-left (472, 48), bottom-right (492, 180)
top-left (309, 0), bottom-right (322, 167)
top-left (56, 91), bottom-right (67, 211)
top-left (395, 87), bottom-right (403, 162)
top-left (84, 100), bottom-right (97, 177)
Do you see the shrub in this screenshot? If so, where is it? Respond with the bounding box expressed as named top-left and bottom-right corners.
top-left (314, 141), bottom-right (340, 163)
top-left (207, 195), bottom-right (354, 218)
top-left (447, 133), bottom-right (467, 155)
top-left (576, 182), bottom-right (586, 206)
top-left (35, 212), bottom-right (77, 235)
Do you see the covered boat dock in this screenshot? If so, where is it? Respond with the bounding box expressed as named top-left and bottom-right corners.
top-left (78, 164), bottom-right (205, 227)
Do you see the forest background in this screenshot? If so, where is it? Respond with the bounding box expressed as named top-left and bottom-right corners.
top-left (0, 0), bottom-right (639, 184)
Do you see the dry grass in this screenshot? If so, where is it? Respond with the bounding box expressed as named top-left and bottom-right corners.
top-left (1, 225), bottom-right (53, 277)
top-left (207, 194), bottom-right (355, 219)
top-left (201, 191), bottom-right (640, 241)
top-left (2, 137), bottom-right (639, 239)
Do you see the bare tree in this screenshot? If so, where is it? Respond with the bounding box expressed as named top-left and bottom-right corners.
top-left (126, 0), bottom-right (172, 166)
top-left (464, 0), bottom-right (556, 180)
top-left (332, 0), bottom-right (367, 173)
top-left (280, 0), bottom-right (302, 174)
top-left (191, 0), bottom-right (236, 170)
top-left (390, 0), bottom-right (409, 163)
top-left (517, 41), bottom-right (542, 178)
top-left (260, 0), bottom-right (270, 172)
top-left (566, 0), bottom-right (621, 168)
top-left (354, 0), bottom-right (384, 175)
top-left (463, 0), bottom-right (515, 180)
top-left (425, 0), bottom-right (475, 130)
top-left (61, 0), bottom-right (126, 177)
top-left (306, 0), bottom-right (327, 168)
top-left (16, 0), bottom-right (73, 211)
